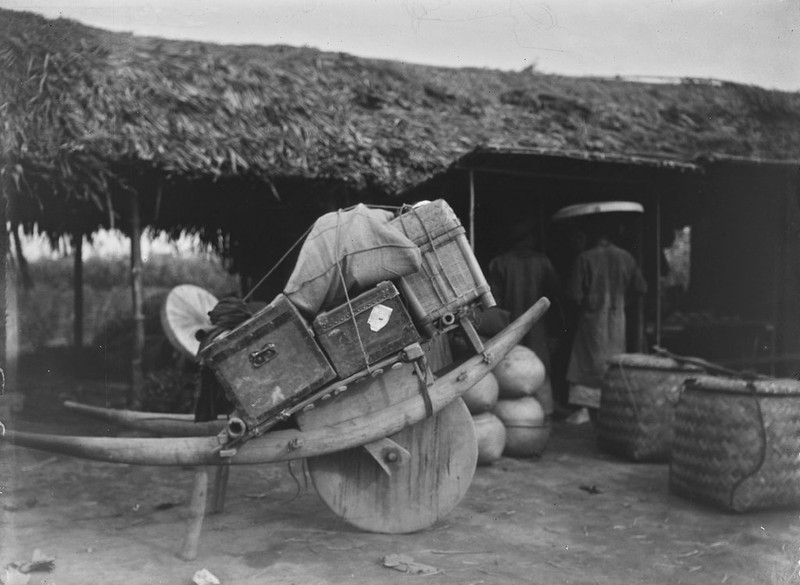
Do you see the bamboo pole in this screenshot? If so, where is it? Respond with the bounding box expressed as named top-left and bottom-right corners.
top-left (130, 192), bottom-right (145, 408)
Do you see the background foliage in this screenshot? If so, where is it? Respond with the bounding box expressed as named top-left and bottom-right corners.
top-left (16, 252), bottom-right (239, 412)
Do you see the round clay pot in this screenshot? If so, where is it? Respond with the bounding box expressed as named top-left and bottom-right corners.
top-left (503, 424), bottom-right (551, 458)
top-left (472, 412), bottom-right (507, 466)
top-left (532, 376), bottom-right (554, 416)
top-left (493, 345), bottom-right (546, 399)
top-left (462, 372), bottom-right (500, 414)
top-left (493, 396), bottom-right (550, 458)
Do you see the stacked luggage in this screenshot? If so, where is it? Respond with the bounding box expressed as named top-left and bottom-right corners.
top-left (199, 200), bottom-right (495, 446)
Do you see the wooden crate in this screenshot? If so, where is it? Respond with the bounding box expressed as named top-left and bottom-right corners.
top-left (199, 294), bottom-right (336, 429)
top-left (390, 200), bottom-right (494, 335)
top-left (313, 281), bottom-right (420, 379)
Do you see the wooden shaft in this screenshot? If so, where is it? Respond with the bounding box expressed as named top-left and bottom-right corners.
top-left (63, 401), bottom-right (227, 437)
top-left (3, 298), bottom-right (550, 466)
top-left (65, 401), bottom-right (200, 421)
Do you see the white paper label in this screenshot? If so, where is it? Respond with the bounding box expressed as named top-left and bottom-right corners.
top-left (368, 304), bottom-right (393, 332)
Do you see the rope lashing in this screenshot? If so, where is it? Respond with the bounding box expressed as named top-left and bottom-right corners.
top-left (334, 209), bottom-right (373, 374)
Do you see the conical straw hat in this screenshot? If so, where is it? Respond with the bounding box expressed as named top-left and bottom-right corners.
top-left (160, 284), bottom-right (219, 360)
top-left (551, 200), bottom-right (643, 221)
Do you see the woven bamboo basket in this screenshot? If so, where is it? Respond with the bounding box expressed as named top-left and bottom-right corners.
top-left (669, 375), bottom-right (800, 512)
top-left (596, 354), bottom-right (703, 462)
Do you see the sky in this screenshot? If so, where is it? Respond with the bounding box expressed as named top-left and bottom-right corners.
top-left (3, 0), bottom-right (799, 91)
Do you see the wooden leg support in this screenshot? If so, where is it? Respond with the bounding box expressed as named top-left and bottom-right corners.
top-left (210, 464), bottom-right (230, 514)
top-left (179, 467), bottom-right (208, 561)
top-left (459, 316), bottom-right (486, 355)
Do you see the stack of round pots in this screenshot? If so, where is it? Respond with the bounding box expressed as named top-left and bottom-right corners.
top-left (462, 371), bottom-right (505, 465)
top-left (465, 344), bottom-right (551, 465)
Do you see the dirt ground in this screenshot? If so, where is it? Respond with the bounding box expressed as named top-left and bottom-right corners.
top-left (2, 370), bottom-right (799, 585)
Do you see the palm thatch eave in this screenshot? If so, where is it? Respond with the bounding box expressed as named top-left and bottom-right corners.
top-left (3, 7), bottom-right (800, 243)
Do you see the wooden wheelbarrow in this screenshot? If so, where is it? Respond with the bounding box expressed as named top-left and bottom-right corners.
top-left (1, 298), bottom-right (549, 557)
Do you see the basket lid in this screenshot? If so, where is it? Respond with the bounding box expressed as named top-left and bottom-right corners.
top-left (686, 375), bottom-right (800, 396)
top-left (606, 353), bottom-right (704, 372)
top-left (160, 284), bottom-right (219, 360)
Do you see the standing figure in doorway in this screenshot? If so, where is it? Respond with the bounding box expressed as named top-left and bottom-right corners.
top-left (488, 220), bottom-right (563, 415)
top-left (566, 217), bottom-right (647, 424)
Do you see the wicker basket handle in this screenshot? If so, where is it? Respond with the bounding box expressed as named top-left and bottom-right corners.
top-left (651, 345), bottom-right (767, 380)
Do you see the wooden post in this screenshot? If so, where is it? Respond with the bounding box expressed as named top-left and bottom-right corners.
top-left (468, 170), bottom-right (476, 250)
top-left (210, 464), bottom-right (230, 514)
top-left (1, 206), bottom-right (6, 390)
top-left (2, 192), bottom-right (19, 408)
top-left (4, 254), bottom-right (19, 408)
top-left (5, 234), bottom-right (19, 398)
top-left (774, 170), bottom-right (795, 377)
top-left (179, 467), bottom-right (208, 561)
top-left (655, 192), bottom-right (662, 349)
top-left (129, 192), bottom-right (145, 408)
top-left (635, 209), bottom-right (646, 353)
top-left (73, 230), bottom-right (84, 349)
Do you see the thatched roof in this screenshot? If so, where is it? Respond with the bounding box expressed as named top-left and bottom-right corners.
top-left (3, 8), bottom-right (800, 245)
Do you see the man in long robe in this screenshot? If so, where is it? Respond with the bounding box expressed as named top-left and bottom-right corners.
top-left (488, 223), bottom-right (563, 414)
top-left (566, 220), bottom-right (647, 424)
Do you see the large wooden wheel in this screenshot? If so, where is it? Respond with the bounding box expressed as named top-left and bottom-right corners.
top-left (296, 343), bottom-right (478, 534)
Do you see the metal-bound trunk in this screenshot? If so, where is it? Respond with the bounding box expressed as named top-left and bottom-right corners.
top-left (313, 281), bottom-right (420, 379)
top-left (199, 294), bottom-right (336, 429)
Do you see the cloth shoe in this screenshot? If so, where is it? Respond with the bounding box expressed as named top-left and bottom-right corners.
top-left (565, 407), bottom-right (591, 425)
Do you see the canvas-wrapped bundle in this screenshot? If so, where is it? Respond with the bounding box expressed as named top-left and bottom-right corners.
top-left (283, 204), bottom-right (422, 319)
top-left (473, 412), bottom-right (507, 466)
top-left (493, 396), bottom-right (550, 458)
